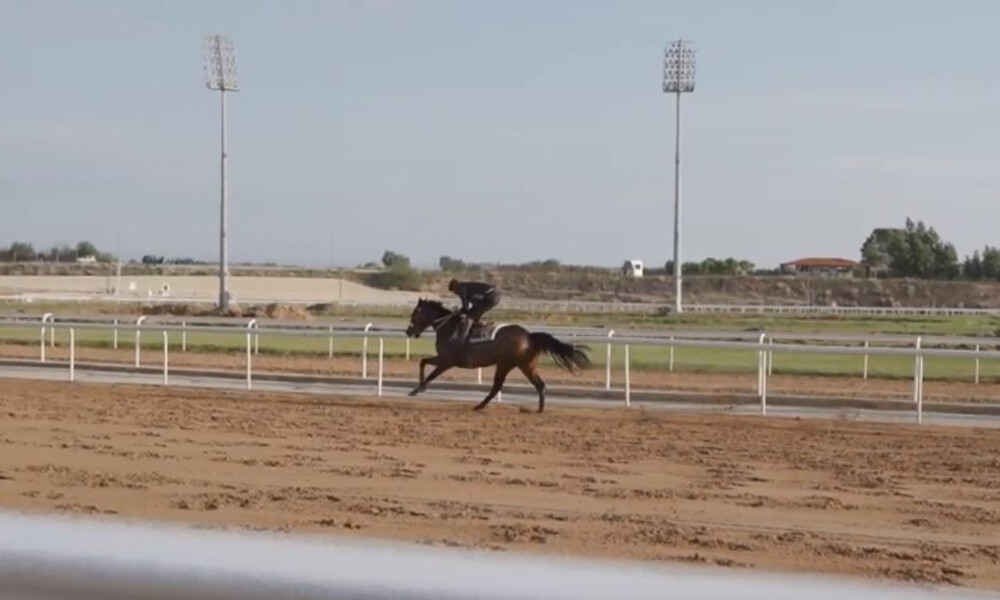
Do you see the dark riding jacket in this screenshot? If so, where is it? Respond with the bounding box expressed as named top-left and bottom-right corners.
top-left (453, 281), bottom-right (497, 313)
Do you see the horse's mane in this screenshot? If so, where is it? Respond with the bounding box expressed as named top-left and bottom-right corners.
top-left (419, 298), bottom-right (452, 314)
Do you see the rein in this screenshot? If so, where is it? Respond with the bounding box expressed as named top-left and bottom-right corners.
top-left (429, 313), bottom-right (456, 331)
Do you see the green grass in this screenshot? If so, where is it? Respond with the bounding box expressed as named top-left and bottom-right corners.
top-left (3, 325), bottom-right (997, 384)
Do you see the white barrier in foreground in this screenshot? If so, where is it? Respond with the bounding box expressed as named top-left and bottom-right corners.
top-left (0, 511), bottom-right (989, 600)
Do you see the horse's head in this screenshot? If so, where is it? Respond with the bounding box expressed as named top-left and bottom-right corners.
top-left (405, 298), bottom-right (436, 338)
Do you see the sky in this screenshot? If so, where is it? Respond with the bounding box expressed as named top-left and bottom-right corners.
top-left (1, 0), bottom-right (999, 269)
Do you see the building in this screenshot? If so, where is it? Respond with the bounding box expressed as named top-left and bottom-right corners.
top-left (620, 259), bottom-right (644, 278)
top-left (779, 257), bottom-right (860, 278)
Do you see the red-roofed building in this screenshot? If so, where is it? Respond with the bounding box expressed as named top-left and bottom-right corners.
top-left (780, 257), bottom-right (861, 278)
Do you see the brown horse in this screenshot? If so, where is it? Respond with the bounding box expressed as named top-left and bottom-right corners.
top-left (404, 299), bottom-right (591, 412)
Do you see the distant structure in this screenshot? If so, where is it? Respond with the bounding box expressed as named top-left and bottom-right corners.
top-left (621, 259), bottom-right (644, 278)
top-left (780, 257), bottom-right (860, 278)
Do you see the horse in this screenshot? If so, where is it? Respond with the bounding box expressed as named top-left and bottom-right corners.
top-left (404, 298), bottom-right (591, 412)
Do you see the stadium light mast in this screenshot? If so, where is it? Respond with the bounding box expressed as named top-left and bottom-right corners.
top-left (662, 39), bottom-right (695, 314)
top-left (203, 34), bottom-right (239, 310)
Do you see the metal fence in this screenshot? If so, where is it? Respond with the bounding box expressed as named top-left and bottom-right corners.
top-left (0, 511), bottom-right (991, 600)
top-left (2, 316), bottom-right (1000, 425)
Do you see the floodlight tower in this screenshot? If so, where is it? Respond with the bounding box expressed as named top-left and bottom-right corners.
top-left (662, 39), bottom-right (695, 314)
top-left (203, 34), bottom-right (239, 310)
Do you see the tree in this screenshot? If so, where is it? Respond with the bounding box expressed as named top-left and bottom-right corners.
top-left (76, 241), bottom-right (99, 258)
top-left (983, 246), bottom-right (1000, 280)
top-left (6, 242), bottom-right (36, 262)
top-left (860, 228), bottom-right (899, 268)
top-left (965, 246), bottom-right (1000, 280)
top-left (665, 257), bottom-right (755, 276)
top-left (381, 250), bottom-right (410, 269)
top-left (862, 218), bottom-right (959, 279)
top-left (964, 251), bottom-right (983, 280)
top-left (439, 255), bottom-right (467, 272)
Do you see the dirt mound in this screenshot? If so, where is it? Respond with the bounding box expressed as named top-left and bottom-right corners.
top-left (244, 303), bottom-right (313, 321)
top-left (427, 272), bottom-right (1000, 308)
top-left (140, 303), bottom-right (205, 317)
top-left (139, 302), bottom-right (312, 320)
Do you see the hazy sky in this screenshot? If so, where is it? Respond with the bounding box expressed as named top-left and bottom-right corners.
top-left (2, 1), bottom-right (999, 269)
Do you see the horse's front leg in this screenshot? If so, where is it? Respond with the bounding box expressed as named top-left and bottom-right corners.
top-left (409, 356), bottom-right (439, 396)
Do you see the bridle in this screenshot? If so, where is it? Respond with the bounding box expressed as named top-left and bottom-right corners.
top-left (429, 313), bottom-right (457, 332)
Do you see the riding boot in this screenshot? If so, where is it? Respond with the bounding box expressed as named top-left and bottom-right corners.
top-left (456, 316), bottom-right (473, 342)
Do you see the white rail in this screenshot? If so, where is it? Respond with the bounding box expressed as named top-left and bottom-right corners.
top-left (0, 511), bottom-right (988, 600)
top-left (7, 311), bottom-right (1000, 349)
top-left (2, 319), bottom-right (999, 424)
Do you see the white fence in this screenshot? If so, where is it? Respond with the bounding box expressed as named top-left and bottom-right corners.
top-left (2, 316), bottom-right (1000, 425)
top-left (0, 511), bottom-right (991, 600)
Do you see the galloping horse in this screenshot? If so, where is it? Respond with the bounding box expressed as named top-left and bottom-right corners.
top-left (404, 299), bottom-right (591, 412)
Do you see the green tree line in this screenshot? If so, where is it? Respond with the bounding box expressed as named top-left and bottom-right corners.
top-left (0, 241), bottom-right (113, 263)
top-left (861, 217), bottom-right (999, 281)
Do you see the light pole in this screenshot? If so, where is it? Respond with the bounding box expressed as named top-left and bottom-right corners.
top-left (203, 34), bottom-right (239, 310)
top-left (662, 39), bottom-right (695, 314)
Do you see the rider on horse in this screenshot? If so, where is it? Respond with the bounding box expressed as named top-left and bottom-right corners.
top-left (448, 278), bottom-right (500, 342)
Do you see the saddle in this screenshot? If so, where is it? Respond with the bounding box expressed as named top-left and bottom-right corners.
top-left (466, 319), bottom-right (494, 342)
top-left (448, 315), bottom-right (495, 345)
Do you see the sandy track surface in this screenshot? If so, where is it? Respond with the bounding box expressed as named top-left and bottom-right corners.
top-left (1, 379), bottom-right (999, 589)
top-left (2, 343), bottom-right (1000, 404)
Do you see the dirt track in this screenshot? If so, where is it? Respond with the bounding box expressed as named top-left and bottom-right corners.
top-left (2, 379), bottom-right (999, 589)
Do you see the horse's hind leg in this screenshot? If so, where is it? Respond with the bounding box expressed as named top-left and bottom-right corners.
top-left (473, 364), bottom-right (513, 411)
top-left (518, 363), bottom-right (546, 413)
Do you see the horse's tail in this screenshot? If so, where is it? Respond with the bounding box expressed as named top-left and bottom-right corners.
top-left (529, 332), bottom-right (592, 374)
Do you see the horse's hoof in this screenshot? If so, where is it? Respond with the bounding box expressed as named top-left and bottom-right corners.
top-left (472, 405), bottom-right (484, 412)
top-left (407, 389), bottom-right (419, 397)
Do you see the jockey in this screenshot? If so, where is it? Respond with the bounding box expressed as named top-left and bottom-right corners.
top-left (448, 279), bottom-right (500, 342)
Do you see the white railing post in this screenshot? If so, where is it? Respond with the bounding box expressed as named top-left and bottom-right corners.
top-left (134, 316), bottom-right (146, 368)
top-left (915, 350), bottom-right (925, 425)
top-left (245, 331), bottom-right (252, 390)
top-left (162, 331), bottom-right (169, 386)
top-left (758, 333), bottom-right (768, 415)
top-left (245, 320), bottom-right (258, 358)
top-left (113, 319), bottom-right (119, 350)
top-left (974, 344), bottom-right (980, 385)
top-left (39, 314), bottom-right (52, 363)
top-left (405, 338), bottom-right (411, 361)
top-left (624, 344), bottom-right (631, 408)
top-left (668, 335), bottom-right (675, 372)
top-left (69, 328), bottom-right (75, 382)
top-left (767, 337), bottom-right (774, 376)
top-left (605, 330), bottom-right (615, 390)
top-left (377, 337), bottom-right (384, 397)
top-left (863, 339), bottom-right (869, 380)
top-left (478, 367), bottom-right (483, 385)
top-left (913, 337), bottom-right (922, 405)
top-left (254, 323), bottom-right (260, 355)
top-left (181, 321), bottom-right (187, 352)
top-left (362, 323), bottom-right (373, 379)
top-left (328, 326), bottom-right (334, 358)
